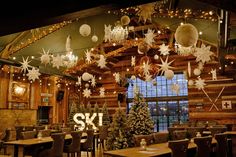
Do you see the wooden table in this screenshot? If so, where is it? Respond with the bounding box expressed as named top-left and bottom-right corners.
top-left (104, 139), bottom-right (217, 157)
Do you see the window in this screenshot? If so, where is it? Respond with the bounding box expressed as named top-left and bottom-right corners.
top-left (127, 73), bottom-right (188, 131)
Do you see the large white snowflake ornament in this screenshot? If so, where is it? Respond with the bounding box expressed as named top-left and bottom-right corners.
top-left (158, 56), bottom-right (175, 75)
top-left (51, 55), bottom-right (63, 69)
top-left (195, 77), bottom-right (206, 90)
top-left (144, 29), bottom-right (156, 46)
top-left (194, 44), bottom-right (214, 63)
top-left (104, 24), bottom-right (112, 42)
top-left (27, 67), bottom-right (41, 82)
top-left (40, 48), bottom-right (51, 65)
top-left (83, 88), bottom-right (91, 98)
top-left (159, 43), bottom-right (170, 56)
top-left (99, 87), bottom-right (105, 97)
top-left (76, 76), bottom-right (82, 86)
top-left (97, 55), bottom-right (107, 69)
top-left (114, 72), bottom-right (121, 84)
top-left (171, 84), bottom-right (180, 95)
top-left (85, 49), bottom-right (92, 63)
top-left (91, 75), bottom-right (96, 87)
top-left (20, 57), bottom-right (32, 73)
top-left (131, 56), bottom-right (136, 66)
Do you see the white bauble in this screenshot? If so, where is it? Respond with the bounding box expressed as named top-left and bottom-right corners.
top-left (121, 15), bottom-right (130, 25)
top-left (79, 24), bottom-right (91, 37)
top-left (131, 75), bottom-right (136, 80)
top-left (188, 80), bottom-right (194, 86)
top-left (82, 72), bottom-right (92, 81)
top-left (193, 68), bottom-right (201, 76)
top-left (164, 69), bottom-right (174, 80)
top-left (175, 23), bottom-right (198, 47)
top-left (85, 83), bottom-right (90, 88)
top-left (91, 35), bottom-right (98, 42)
top-left (154, 54), bottom-right (159, 60)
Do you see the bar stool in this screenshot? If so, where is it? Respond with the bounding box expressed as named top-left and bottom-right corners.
top-left (64, 131), bottom-right (82, 157)
top-left (194, 136), bottom-right (212, 157)
top-left (81, 129), bottom-right (94, 157)
top-left (168, 139), bottom-right (189, 157)
top-left (215, 133), bottom-right (228, 157)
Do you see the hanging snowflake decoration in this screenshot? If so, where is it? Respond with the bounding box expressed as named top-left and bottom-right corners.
top-left (159, 43), bottom-right (170, 56)
top-left (171, 84), bottom-right (180, 95)
top-left (144, 29), bottom-right (156, 46)
top-left (158, 56), bottom-right (175, 75)
top-left (85, 49), bottom-right (92, 64)
top-left (27, 67), bottom-right (41, 82)
top-left (195, 77), bottom-right (206, 90)
top-left (194, 44), bottom-right (214, 63)
top-left (145, 74), bottom-right (153, 82)
top-left (137, 2), bottom-right (156, 23)
top-left (83, 88), bottom-right (91, 98)
top-left (76, 76), bottom-right (82, 86)
top-left (40, 48), bottom-right (51, 65)
top-left (104, 24), bottom-right (112, 42)
top-left (142, 61), bottom-right (151, 75)
top-left (20, 57), bottom-right (32, 73)
top-left (131, 56), bottom-right (136, 66)
top-left (99, 87), bottom-right (105, 97)
top-left (97, 55), bottom-right (107, 69)
top-left (114, 72), bottom-right (121, 84)
top-left (51, 55), bottom-right (63, 69)
top-left (91, 75), bottom-right (96, 87)
top-left (210, 69), bottom-right (217, 80)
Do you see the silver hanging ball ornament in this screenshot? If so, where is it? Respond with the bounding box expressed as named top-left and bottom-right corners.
top-left (91, 35), bottom-right (98, 42)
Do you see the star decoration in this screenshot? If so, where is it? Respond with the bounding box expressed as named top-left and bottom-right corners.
top-left (194, 44), bottom-right (214, 63)
top-left (99, 87), bottom-right (105, 97)
top-left (20, 57), bottom-right (32, 73)
top-left (27, 67), bottom-right (41, 82)
top-left (85, 49), bottom-right (92, 63)
top-left (158, 56), bottom-right (175, 75)
top-left (51, 55), bottom-right (63, 69)
top-left (97, 55), bottom-right (107, 69)
top-left (40, 48), bottom-right (51, 65)
top-left (195, 77), bottom-right (206, 90)
top-left (145, 74), bottom-right (153, 82)
top-left (210, 69), bottom-right (217, 80)
top-left (142, 61), bottom-right (151, 75)
top-left (144, 29), bottom-right (156, 46)
top-left (114, 72), bottom-right (121, 83)
top-left (171, 84), bottom-right (180, 95)
top-left (131, 56), bottom-right (136, 66)
top-left (104, 24), bottom-right (112, 42)
top-left (159, 43), bottom-right (170, 56)
top-left (76, 76), bottom-right (82, 86)
top-left (83, 88), bottom-right (91, 98)
top-left (91, 75), bottom-right (96, 87)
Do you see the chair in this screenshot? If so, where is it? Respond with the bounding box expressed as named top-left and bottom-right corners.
top-left (21, 130), bottom-right (38, 157)
top-left (208, 127), bottom-right (227, 136)
top-left (0, 128), bottom-right (11, 155)
top-left (133, 134), bottom-right (153, 147)
top-left (168, 139), bottom-right (189, 157)
top-left (39, 129), bottom-right (51, 137)
top-left (81, 129), bottom-right (94, 157)
top-left (215, 133), bottom-right (228, 157)
top-left (24, 125), bottom-right (34, 131)
top-left (152, 132), bottom-right (169, 144)
top-left (98, 125), bottom-right (109, 149)
top-left (168, 127), bottom-right (186, 140)
top-left (39, 133), bottom-right (66, 157)
top-left (187, 127), bottom-right (205, 139)
top-left (194, 136), bottom-right (212, 157)
top-left (172, 130), bottom-right (187, 140)
top-left (34, 125), bottom-right (45, 131)
top-left (64, 131), bottom-right (82, 157)
top-left (15, 126), bottom-right (25, 140)
top-left (21, 130), bottom-right (37, 139)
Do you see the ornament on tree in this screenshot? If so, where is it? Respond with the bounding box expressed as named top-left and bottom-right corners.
top-left (83, 88), bottom-right (91, 98)
top-left (158, 56), bottom-right (175, 75)
top-left (99, 87), bottom-right (105, 97)
top-left (91, 75), bottom-right (96, 87)
top-left (51, 55), bottom-right (63, 69)
top-left (79, 24), bottom-right (91, 37)
top-left (131, 56), bottom-right (136, 66)
top-left (97, 55), bottom-right (107, 69)
top-left (193, 68), bottom-right (201, 76)
top-left (91, 35), bottom-right (98, 42)
top-left (137, 2), bottom-right (155, 23)
top-left (195, 77), bottom-right (206, 90)
top-left (20, 57), bottom-right (32, 73)
top-left (40, 48), bottom-right (51, 65)
top-left (27, 67), bottom-right (41, 82)
top-left (104, 24), bottom-right (112, 42)
top-left (210, 69), bottom-right (217, 80)
top-left (159, 43), bottom-right (170, 56)
top-left (194, 44), bottom-right (214, 63)
top-left (76, 76), bottom-right (82, 86)
top-left (114, 72), bottom-right (121, 84)
top-left (144, 29), bottom-right (156, 46)
top-left (85, 49), bottom-right (92, 63)
top-left (171, 84), bottom-right (180, 95)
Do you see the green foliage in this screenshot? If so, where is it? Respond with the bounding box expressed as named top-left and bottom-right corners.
top-left (107, 108), bottom-right (128, 150)
top-left (102, 103), bottom-right (110, 126)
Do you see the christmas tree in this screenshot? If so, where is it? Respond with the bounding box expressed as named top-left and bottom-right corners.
top-left (102, 102), bottom-right (110, 126)
top-left (107, 108), bottom-right (128, 150)
top-left (68, 101), bottom-right (78, 123)
top-left (126, 92), bottom-right (154, 146)
top-left (93, 103), bottom-right (100, 127)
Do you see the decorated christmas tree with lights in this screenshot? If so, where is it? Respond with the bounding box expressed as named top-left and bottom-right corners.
top-left (102, 102), bottom-right (110, 126)
top-left (126, 92), bottom-right (154, 146)
top-left (107, 108), bottom-right (128, 150)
